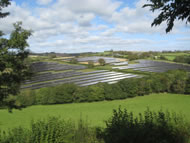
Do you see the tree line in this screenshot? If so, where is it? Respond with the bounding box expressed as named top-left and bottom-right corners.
top-left (8, 70), bottom-right (189, 108)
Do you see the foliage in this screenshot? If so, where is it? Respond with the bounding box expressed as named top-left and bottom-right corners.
top-left (118, 78), bottom-right (139, 97)
top-left (14, 70), bottom-right (189, 107)
top-left (74, 118), bottom-right (103, 143)
top-left (159, 55), bottom-right (167, 60)
top-left (0, 108), bottom-right (190, 143)
top-left (98, 58), bottom-right (106, 66)
top-left (0, 117), bottom-right (102, 143)
top-left (127, 53), bottom-right (139, 61)
top-left (0, 1), bottom-right (32, 108)
top-left (98, 107), bottom-right (190, 143)
top-left (15, 89), bottom-right (36, 107)
top-left (104, 83), bottom-right (125, 100)
top-left (75, 84), bottom-right (105, 102)
top-left (36, 83), bottom-right (77, 104)
top-left (0, 22), bottom-right (32, 109)
top-left (143, 0), bottom-right (190, 33)
top-left (70, 58), bottom-right (78, 64)
top-left (88, 61), bottom-right (94, 68)
top-left (174, 55), bottom-right (190, 64)
top-left (185, 77), bottom-right (190, 94)
top-left (115, 51), bottom-right (157, 60)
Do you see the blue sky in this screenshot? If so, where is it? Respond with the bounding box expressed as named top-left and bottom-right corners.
top-left (0, 0), bottom-right (190, 53)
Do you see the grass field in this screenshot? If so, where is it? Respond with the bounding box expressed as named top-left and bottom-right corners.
top-left (0, 93), bottom-right (190, 131)
top-left (160, 52), bottom-right (190, 61)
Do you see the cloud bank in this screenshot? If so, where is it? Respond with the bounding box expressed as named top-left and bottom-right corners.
top-left (0, 0), bottom-right (189, 53)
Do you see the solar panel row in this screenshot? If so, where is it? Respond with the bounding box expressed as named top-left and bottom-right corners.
top-left (21, 61), bottom-right (140, 89)
top-left (113, 60), bottom-right (190, 72)
top-left (21, 71), bottom-right (139, 89)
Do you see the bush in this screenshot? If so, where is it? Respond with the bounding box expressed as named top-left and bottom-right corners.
top-left (98, 107), bottom-right (190, 143)
top-left (0, 117), bottom-right (103, 143)
top-left (159, 55), bottom-right (167, 60)
top-left (36, 83), bottom-right (77, 104)
top-left (174, 56), bottom-right (190, 64)
top-left (88, 61), bottom-right (94, 68)
top-left (127, 54), bottom-right (139, 61)
top-left (98, 59), bottom-right (106, 66)
top-left (75, 84), bottom-right (105, 102)
top-left (104, 83), bottom-right (126, 100)
top-left (15, 89), bottom-right (36, 107)
top-left (169, 70), bottom-right (188, 94)
top-left (74, 118), bottom-right (103, 143)
top-left (35, 87), bottom-right (56, 104)
top-left (118, 78), bottom-right (139, 97)
top-left (70, 58), bottom-right (78, 64)
top-left (185, 76), bottom-right (190, 94)
top-left (53, 84), bottom-right (77, 103)
top-left (0, 117), bottom-right (75, 143)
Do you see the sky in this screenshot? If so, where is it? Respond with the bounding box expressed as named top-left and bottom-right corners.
top-left (0, 0), bottom-right (190, 53)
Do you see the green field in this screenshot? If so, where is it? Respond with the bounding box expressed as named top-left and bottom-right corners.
top-left (160, 52), bottom-right (190, 61)
top-left (0, 93), bottom-right (190, 131)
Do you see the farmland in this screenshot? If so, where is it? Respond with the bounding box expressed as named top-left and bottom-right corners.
top-left (160, 52), bottom-right (190, 61)
top-left (0, 93), bottom-right (190, 131)
top-left (21, 55), bottom-right (190, 90)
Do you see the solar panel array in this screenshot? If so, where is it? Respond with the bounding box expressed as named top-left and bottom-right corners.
top-left (30, 62), bottom-right (86, 72)
top-left (113, 60), bottom-right (190, 72)
top-left (77, 56), bottom-right (120, 63)
top-left (111, 61), bottom-right (128, 66)
top-left (22, 62), bottom-right (139, 89)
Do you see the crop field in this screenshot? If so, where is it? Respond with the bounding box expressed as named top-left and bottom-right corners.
top-left (113, 60), bottom-right (190, 72)
top-left (22, 62), bottom-right (139, 90)
top-left (0, 93), bottom-right (190, 131)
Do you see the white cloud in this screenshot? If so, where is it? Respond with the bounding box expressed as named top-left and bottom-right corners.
top-left (0, 0), bottom-right (189, 53)
top-left (56, 0), bottom-right (121, 16)
top-left (37, 0), bottom-right (52, 5)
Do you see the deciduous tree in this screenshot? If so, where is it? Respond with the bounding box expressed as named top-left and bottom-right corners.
top-left (143, 0), bottom-right (190, 33)
top-left (0, 0), bottom-right (32, 109)
top-left (98, 58), bottom-right (106, 66)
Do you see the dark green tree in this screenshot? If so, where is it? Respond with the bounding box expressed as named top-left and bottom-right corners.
top-left (0, 0), bottom-right (32, 109)
top-left (143, 0), bottom-right (190, 33)
top-left (98, 58), bottom-right (106, 66)
top-left (70, 58), bottom-right (78, 64)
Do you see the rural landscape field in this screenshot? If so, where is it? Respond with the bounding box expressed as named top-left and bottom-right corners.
top-left (0, 0), bottom-right (190, 143)
top-left (0, 93), bottom-right (190, 131)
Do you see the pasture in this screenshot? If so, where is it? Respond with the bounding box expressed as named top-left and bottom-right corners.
top-left (160, 52), bottom-right (190, 61)
top-left (0, 93), bottom-right (190, 131)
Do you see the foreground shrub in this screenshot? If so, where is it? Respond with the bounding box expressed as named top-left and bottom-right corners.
top-left (0, 117), bottom-right (103, 143)
top-left (74, 118), bottom-right (104, 143)
top-left (0, 117), bottom-right (75, 143)
top-left (98, 107), bottom-right (190, 143)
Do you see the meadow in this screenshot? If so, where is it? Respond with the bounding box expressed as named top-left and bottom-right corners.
top-left (160, 52), bottom-right (190, 61)
top-left (0, 93), bottom-right (190, 131)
